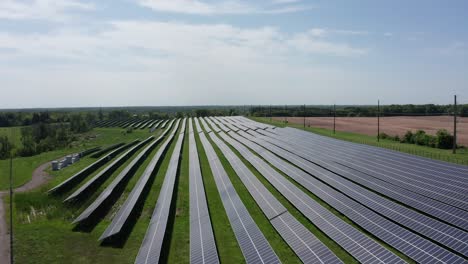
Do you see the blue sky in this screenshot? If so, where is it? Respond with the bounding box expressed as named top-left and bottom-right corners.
top-left (0, 0), bottom-right (467, 108)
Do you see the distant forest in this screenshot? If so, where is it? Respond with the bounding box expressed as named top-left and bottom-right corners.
top-left (249, 104), bottom-right (468, 117)
top-left (1, 104), bottom-right (467, 128)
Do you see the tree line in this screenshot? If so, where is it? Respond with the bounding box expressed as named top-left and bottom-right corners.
top-left (0, 113), bottom-right (93, 159)
top-left (250, 104), bottom-right (468, 117)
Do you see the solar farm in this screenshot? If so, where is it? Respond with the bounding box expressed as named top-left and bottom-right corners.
top-left (43, 116), bottom-right (467, 264)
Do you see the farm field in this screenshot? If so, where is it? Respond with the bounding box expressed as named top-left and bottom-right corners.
top-left (4, 116), bottom-right (468, 263)
top-left (274, 116), bottom-right (468, 146)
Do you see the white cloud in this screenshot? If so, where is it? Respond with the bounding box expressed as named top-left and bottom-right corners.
top-left (137, 0), bottom-right (311, 15)
top-left (0, 20), bottom-right (367, 107)
top-left (0, 0), bottom-right (94, 20)
top-left (0, 21), bottom-right (366, 67)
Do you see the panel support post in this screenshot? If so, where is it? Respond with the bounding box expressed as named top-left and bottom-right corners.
top-left (453, 95), bottom-right (457, 154)
top-left (333, 104), bottom-right (336, 134)
top-left (377, 100), bottom-right (380, 142)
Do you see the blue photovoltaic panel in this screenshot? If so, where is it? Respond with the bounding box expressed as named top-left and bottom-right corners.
top-left (229, 131), bottom-right (468, 257)
top-left (73, 135), bottom-right (161, 223)
top-left (212, 132), bottom-right (342, 264)
top-left (198, 132), bottom-right (280, 264)
top-left (48, 140), bottom-right (138, 193)
top-left (237, 129), bottom-right (466, 263)
top-left (64, 138), bottom-right (153, 202)
top-left (268, 127), bottom-right (468, 210)
top-left (189, 119), bottom-right (219, 264)
top-left (135, 123), bottom-right (184, 264)
top-left (100, 121), bottom-right (178, 240)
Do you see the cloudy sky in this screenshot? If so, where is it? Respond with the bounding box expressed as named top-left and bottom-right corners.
top-left (1, 0), bottom-right (467, 108)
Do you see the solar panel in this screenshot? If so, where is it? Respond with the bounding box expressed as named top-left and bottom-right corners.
top-left (211, 132), bottom-right (342, 263)
top-left (220, 131), bottom-right (404, 263)
top-left (199, 118), bottom-right (212, 133)
top-left (48, 140), bottom-right (140, 194)
top-left (203, 117), bottom-right (220, 133)
top-left (99, 122), bottom-right (179, 240)
top-left (73, 136), bottom-right (161, 223)
top-left (252, 129), bottom-right (468, 211)
top-left (209, 117), bottom-right (230, 132)
top-left (273, 128), bottom-right (468, 199)
top-left (215, 117), bottom-right (239, 132)
top-left (229, 131), bottom-right (468, 257)
top-left (236, 130), bottom-right (466, 263)
top-left (65, 137), bottom-right (154, 203)
top-left (194, 117), bottom-right (203, 133)
top-left (198, 132), bottom-right (280, 264)
top-left (135, 123), bottom-right (185, 264)
top-left (189, 120), bottom-right (219, 264)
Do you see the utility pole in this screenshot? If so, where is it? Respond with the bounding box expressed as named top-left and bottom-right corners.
top-left (333, 104), bottom-right (336, 134)
top-left (284, 105), bottom-right (286, 123)
top-left (453, 95), bottom-right (457, 154)
top-left (303, 104), bottom-right (306, 128)
top-left (269, 105), bottom-right (272, 121)
top-left (9, 132), bottom-right (13, 264)
top-left (377, 100), bottom-right (380, 142)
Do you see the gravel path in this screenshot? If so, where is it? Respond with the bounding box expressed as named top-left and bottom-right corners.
top-left (0, 158), bottom-right (59, 263)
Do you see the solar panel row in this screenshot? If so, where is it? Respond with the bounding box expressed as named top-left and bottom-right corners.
top-left (198, 131), bottom-right (280, 264)
top-left (269, 128), bottom-right (468, 203)
top-left (253, 128), bottom-right (468, 229)
top-left (64, 137), bottom-right (154, 203)
top-left (189, 119), bottom-right (219, 264)
top-left (100, 121), bottom-right (178, 240)
top-left (199, 117), bottom-right (212, 133)
top-left (233, 130), bottom-right (467, 262)
top-left (214, 122), bottom-right (404, 264)
top-left (210, 131), bottom-right (342, 263)
top-left (48, 141), bottom-right (138, 194)
top-left (90, 142), bottom-right (125, 158)
top-left (73, 135), bottom-right (162, 223)
top-left (135, 120), bottom-right (185, 264)
top-left (264, 128), bottom-right (468, 210)
top-left (204, 117), bottom-right (220, 133)
top-left (282, 126), bottom-right (468, 175)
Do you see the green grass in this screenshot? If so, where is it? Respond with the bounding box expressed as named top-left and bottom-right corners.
top-left (0, 128), bottom-right (154, 190)
top-left (10, 127), bottom-right (172, 263)
top-left (251, 117), bottom-right (468, 166)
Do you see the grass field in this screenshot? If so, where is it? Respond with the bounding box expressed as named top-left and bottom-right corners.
top-left (251, 117), bottom-right (468, 165)
top-left (0, 128), bottom-right (151, 190)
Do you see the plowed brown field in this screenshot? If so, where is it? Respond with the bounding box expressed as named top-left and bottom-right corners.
top-left (273, 116), bottom-right (468, 146)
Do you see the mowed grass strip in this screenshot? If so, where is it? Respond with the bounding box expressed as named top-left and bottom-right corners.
top-left (251, 117), bottom-right (468, 165)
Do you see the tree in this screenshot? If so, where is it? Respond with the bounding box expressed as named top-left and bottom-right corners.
top-left (98, 108), bottom-right (104, 120)
top-left (0, 136), bottom-right (13, 159)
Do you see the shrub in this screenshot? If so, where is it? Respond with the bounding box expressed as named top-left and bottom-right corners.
top-left (401, 131), bottom-right (414, 143)
top-left (379, 132), bottom-right (389, 139)
top-left (436, 129), bottom-right (453, 149)
top-left (413, 130), bottom-right (427, 145)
